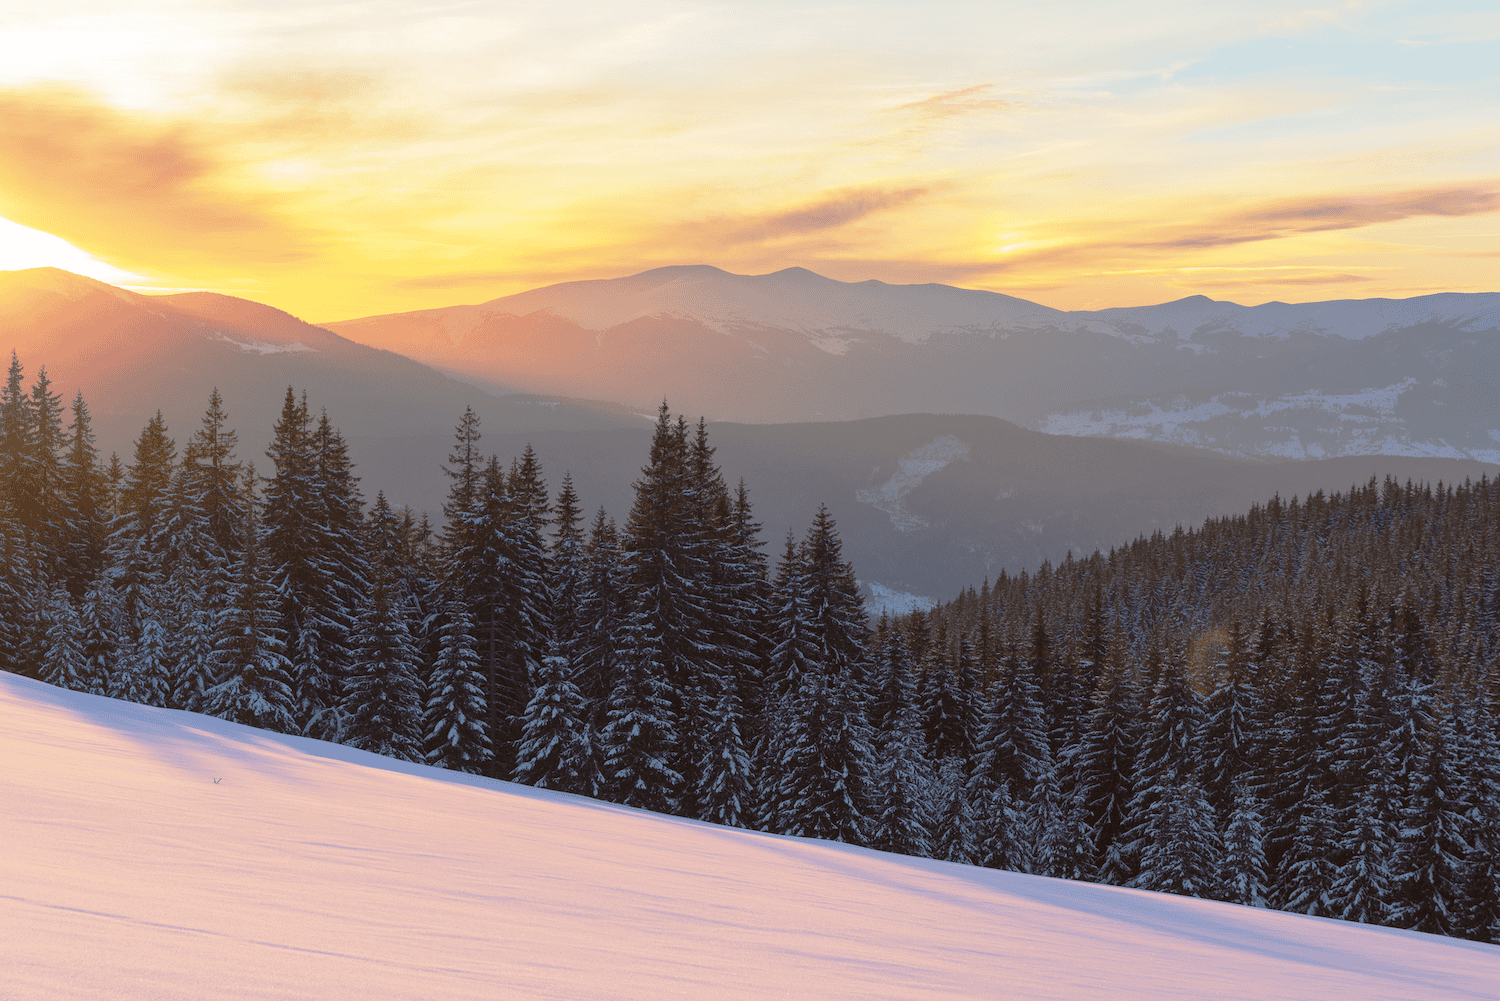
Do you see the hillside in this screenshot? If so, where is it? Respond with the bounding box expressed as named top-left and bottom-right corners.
top-left (6, 671), bottom-right (1497, 1000)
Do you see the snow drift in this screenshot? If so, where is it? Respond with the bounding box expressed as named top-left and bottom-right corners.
top-left (5, 671), bottom-right (1497, 1000)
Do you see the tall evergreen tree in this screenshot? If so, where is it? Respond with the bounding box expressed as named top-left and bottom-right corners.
top-left (202, 493), bottom-right (296, 733)
top-left (343, 553), bottom-right (424, 762)
top-left (39, 587), bottom-right (88, 691)
top-left (513, 647), bottom-right (599, 795)
top-left (424, 600), bottom-right (491, 773)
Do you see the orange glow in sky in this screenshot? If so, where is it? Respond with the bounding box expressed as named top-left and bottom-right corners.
top-left (0, 1), bottom-right (1497, 320)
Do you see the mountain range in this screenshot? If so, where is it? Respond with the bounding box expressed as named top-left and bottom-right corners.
top-left (4, 265), bottom-right (1498, 606)
top-left (323, 265), bottom-right (1500, 464)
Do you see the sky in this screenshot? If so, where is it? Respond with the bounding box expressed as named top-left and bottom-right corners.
top-left (0, 0), bottom-right (1496, 320)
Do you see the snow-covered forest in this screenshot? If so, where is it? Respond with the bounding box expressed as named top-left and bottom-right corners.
top-left (3, 349), bottom-right (1497, 947)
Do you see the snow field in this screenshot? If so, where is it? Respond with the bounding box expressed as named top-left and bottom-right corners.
top-left (5, 672), bottom-right (1498, 1001)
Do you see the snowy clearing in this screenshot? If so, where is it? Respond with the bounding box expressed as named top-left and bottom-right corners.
top-left (5, 672), bottom-right (1498, 1001)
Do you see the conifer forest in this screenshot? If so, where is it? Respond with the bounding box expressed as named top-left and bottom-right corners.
top-left (4, 350), bottom-right (1499, 946)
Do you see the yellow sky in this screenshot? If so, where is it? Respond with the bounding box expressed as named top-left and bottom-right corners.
top-left (0, 0), bottom-right (1497, 319)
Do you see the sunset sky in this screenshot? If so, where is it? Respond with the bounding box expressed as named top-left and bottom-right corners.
top-left (0, 0), bottom-right (1496, 320)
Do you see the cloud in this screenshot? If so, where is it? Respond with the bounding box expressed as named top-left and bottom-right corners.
top-left (1146, 183), bottom-right (1500, 251)
top-left (897, 85), bottom-right (1018, 121)
top-left (1187, 272), bottom-right (1371, 288)
top-left (687, 186), bottom-right (930, 247)
top-left (0, 84), bottom-right (314, 270)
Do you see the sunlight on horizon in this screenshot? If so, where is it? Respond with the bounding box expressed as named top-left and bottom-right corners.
top-left (0, 216), bottom-right (147, 285)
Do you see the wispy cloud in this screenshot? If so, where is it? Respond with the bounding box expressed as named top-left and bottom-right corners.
top-left (897, 85), bottom-right (1019, 121)
top-left (678, 186), bottom-right (931, 248)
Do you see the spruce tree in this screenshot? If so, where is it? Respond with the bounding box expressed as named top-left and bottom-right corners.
top-left (870, 704), bottom-right (934, 857)
top-left (78, 581), bottom-right (120, 696)
top-left (575, 508), bottom-right (627, 717)
top-left (202, 500), bottom-right (296, 733)
top-left (697, 675), bottom-right (755, 829)
top-left (1393, 711), bottom-right (1470, 936)
top-left (774, 672), bottom-right (874, 845)
top-left (61, 392), bottom-right (107, 595)
top-left (599, 617), bottom-right (681, 814)
top-left (39, 587), bottom-right (88, 691)
top-left (343, 580), bottom-right (425, 762)
top-left (1272, 785), bottom-right (1340, 916)
top-left (1135, 778), bottom-right (1223, 899)
top-left (768, 532), bottom-right (818, 701)
top-left (1329, 784), bottom-right (1396, 925)
top-left (424, 601), bottom-right (491, 773)
top-left (933, 758), bottom-right (977, 863)
top-left (1220, 783), bottom-right (1270, 908)
top-left (513, 647), bottom-right (599, 795)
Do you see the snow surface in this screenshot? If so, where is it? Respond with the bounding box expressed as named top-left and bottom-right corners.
top-left (209, 331), bottom-right (316, 355)
top-left (860, 581), bottom-right (940, 619)
top-left (6, 671), bottom-right (1499, 1001)
top-left (1036, 380), bottom-right (1500, 464)
top-left (855, 434), bottom-right (970, 532)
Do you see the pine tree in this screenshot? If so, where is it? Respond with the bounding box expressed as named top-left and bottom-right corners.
top-left (343, 577), bottom-right (425, 762)
top-left (697, 675), bottom-right (755, 829)
top-left (775, 671), bottom-right (874, 846)
top-left (39, 587), bottom-right (88, 691)
top-left (933, 758), bottom-right (977, 863)
top-left (549, 473), bottom-right (586, 660)
top-left (78, 581), bottom-right (120, 696)
top-left (61, 392), bottom-right (107, 594)
top-left (262, 391), bottom-right (366, 740)
top-left (1272, 785), bottom-right (1340, 916)
top-left (622, 404), bottom-right (710, 809)
top-left (182, 388), bottom-right (245, 564)
top-left (513, 648), bottom-right (599, 795)
top-left (599, 617), bottom-right (682, 814)
top-left (768, 532), bottom-right (818, 701)
top-left (1073, 639), bottom-right (1140, 877)
top-left (1329, 784), bottom-right (1396, 925)
top-left (972, 779), bottom-right (1028, 873)
top-left (168, 566), bottom-right (219, 712)
top-left (575, 508), bottom-right (627, 717)
top-left (921, 631), bottom-right (968, 761)
top-left (801, 504), bottom-right (870, 684)
top-left (869, 704), bottom-right (933, 857)
top-left (1135, 778), bottom-right (1223, 899)
top-left (424, 601), bottom-right (491, 773)
top-left (1392, 711), bottom-right (1470, 936)
top-left (26, 366), bottom-right (68, 582)
top-left (201, 496), bottom-right (296, 733)
top-left (1220, 783), bottom-right (1270, 907)
top-left (1200, 619), bottom-right (1260, 817)
top-left (969, 631), bottom-right (1051, 817)
top-left (1122, 642), bottom-right (1205, 879)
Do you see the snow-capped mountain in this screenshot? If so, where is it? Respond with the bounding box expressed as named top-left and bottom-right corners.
top-left (323, 266), bottom-right (1500, 463)
top-left (8, 672), bottom-right (1498, 1000)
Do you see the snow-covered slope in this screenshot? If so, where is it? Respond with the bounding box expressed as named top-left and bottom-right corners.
top-left (6, 672), bottom-right (1498, 1001)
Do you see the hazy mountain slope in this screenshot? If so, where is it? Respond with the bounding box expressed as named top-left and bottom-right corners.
top-left (704, 414), bottom-right (1500, 601)
top-left (0, 267), bottom-right (647, 514)
top-left (8, 672), bottom-right (1497, 1001)
top-left (321, 267), bottom-right (1500, 461)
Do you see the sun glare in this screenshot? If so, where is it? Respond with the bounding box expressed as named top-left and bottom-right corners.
top-left (0, 216), bottom-right (144, 285)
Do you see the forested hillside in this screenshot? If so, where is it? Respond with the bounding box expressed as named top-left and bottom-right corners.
top-left (4, 346), bottom-right (1497, 947)
top-left (889, 474), bottom-right (1500, 940)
